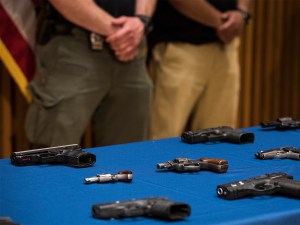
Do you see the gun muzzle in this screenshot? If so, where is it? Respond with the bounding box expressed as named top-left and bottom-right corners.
top-left (254, 152), bottom-right (264, 159)
top-left (217, 187), bottom-right (230, 200)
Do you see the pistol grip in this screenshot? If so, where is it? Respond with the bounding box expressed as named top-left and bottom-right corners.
top-left (200, 158), bottom-right (229, 173)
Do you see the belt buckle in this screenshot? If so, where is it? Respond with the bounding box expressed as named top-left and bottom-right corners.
top-left (90, 33), bottom-right (103, 50)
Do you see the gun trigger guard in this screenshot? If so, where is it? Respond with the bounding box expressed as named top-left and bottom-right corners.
top-left (252, 183), bottom-right (281, 195)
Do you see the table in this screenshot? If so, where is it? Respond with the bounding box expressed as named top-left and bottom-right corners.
top-left (1, 126), bottom-right (300, 225)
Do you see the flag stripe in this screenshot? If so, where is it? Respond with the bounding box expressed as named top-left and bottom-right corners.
top-left (2, 0), bottom-right (37, 48)
top-left (0, 3), bottom-right (36, 81)
top-left (0, 39), bottom-right (32, 102)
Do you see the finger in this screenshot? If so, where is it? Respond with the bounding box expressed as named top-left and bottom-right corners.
top-left (221, 13), bottom-right (229, 21)
top-left (109, 35), bottom-right (135, 51)
top-left (116, 49), bottom-right (138, 62)
top-left (106, 28), bottom-right (132, 43)
top-left (218, 21), bottom-right (230, 31)
top-left (111, 16), bottom-right (127, 26)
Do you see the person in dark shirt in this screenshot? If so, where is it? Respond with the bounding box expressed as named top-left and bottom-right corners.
top-left (25, 0), bottom-right (157, 147)
top-left (148, 0), bottom-right (251, 139)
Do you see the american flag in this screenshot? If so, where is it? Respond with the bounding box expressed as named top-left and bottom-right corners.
top-left (0, 0), bottom-right (39, 102)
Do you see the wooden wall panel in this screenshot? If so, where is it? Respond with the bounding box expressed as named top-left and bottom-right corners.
top-left (1, 0), bottom-right (300, 158)
top-left (238, 0), bottom-right (300, 128)
top-left (0, 63), bottom-right (13, 158)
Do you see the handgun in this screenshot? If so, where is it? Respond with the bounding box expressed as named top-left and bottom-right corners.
top-left (92, 197), bottom-right (191, 220)
top-left (261, 117), bottom-right (300, 130)
top-left (217, 172), bottom-right (300, 200)
top-left (181, 126), bottom-right (254, 144)
top-left (11, 144), bottom-right (96, 167)
top-left (255, 147), bottom-right (300, 160)
top-left (157, 157), bottom-right (228, 173)
top-left (84, 170), bottom-right (133, 183)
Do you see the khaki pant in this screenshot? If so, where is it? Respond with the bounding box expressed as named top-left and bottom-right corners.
top-left (26, 28), bottom-right (152, 147)
top-left (149, 39), bottom-right (240, 139)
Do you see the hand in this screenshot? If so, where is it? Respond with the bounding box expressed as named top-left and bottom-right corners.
top-left (106, 16), bottom-right (144, 61)
top-left (217, 10), bottom-right (245, 44)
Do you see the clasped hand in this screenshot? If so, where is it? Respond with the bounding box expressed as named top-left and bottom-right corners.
top-left (106, 16), bottom-right (144, 62)
top-left (217, 10), bottom-right (245, 44)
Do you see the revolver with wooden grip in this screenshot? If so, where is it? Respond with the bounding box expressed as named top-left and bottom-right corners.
top-left (157, 157), bottom-right (229, 173)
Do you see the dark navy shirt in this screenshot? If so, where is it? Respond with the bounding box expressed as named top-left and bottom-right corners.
top-left (149, 0), bottom-right (238, 45)
top-left (95, 0), bottom-right (136, 17)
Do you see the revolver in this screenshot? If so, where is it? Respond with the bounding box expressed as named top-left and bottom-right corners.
top-left (255, 146), bottom-right (300, 160)
top-left (261, 117), bottom-right (300, 130)
top-left (157, 157), bottom-right (228, 173)
top-left (84, 170), bottom-right (133, 183)
top-left (92, 197), bottom-right (191, 220)
top-left (11, 144), bottom-right (96, 167)
top-left (181, 126), bottom-right (254, 144)
top-left (217, 172), bottom-right (300, 200)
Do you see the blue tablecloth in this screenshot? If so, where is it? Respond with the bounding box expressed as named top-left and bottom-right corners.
top-left (1, 127), bottom-right (300, 225)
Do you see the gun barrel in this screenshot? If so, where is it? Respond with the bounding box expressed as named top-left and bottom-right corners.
top-left (84, 177), bottom-right (99, 184)
top-left (85, 171), bottom-right (133, 183)
top-left (181, 126), bottom-right (233, 143)
top-left (157, 162), bottom-right (172, 169)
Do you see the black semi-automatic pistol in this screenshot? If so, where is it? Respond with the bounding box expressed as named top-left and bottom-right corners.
top-left (181, 126), bottom-right (254, 144)
top-left (255, 146), bottom-right (300, 160)
top-left (92, 197), bottom-right (191, 220)
top-left (11, 144), bottom-right (96, 167)
top-left (261, 117), bottom-right (300, 130)
top-left (217, 172), bottom-right (300, 200)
